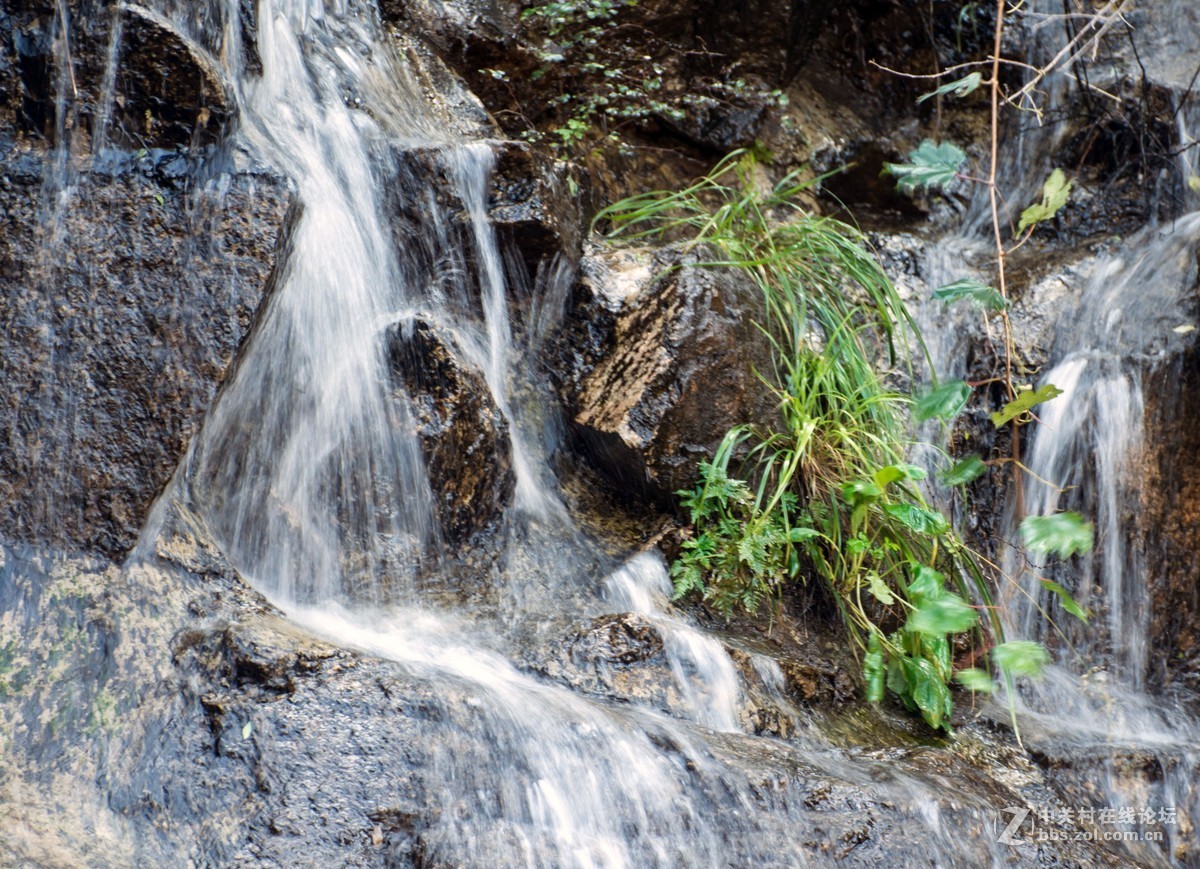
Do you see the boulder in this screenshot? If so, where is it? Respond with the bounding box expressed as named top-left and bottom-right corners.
top-left (555, 244), bottom-right (774, 504)
top-left (386, 319), bottom-right (514, 544)
top-left (521, 612), bottom-right (677, 712)
top-left (0, 166), bottom-right (290, 557)
top-left (0, 1), bottom-right (233, 150)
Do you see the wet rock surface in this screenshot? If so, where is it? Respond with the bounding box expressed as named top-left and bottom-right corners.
top-left (0, 164), bottom-right (290, 557)
top-left (386, 318), bottom-right (514, 544)
top-left (520, 612), bottom-right (677, 711)
top-left (1, 1), bottom-right (234, 150)
top-left (555, 244), bottom-right (775, 504)
top-left (0, 537), bottom-right (1132, 867)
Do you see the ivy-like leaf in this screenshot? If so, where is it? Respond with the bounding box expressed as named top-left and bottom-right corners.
top-left (883, 140), bottom-right (967, 195)
top-left (992, 640), bottom-right (1050, 678)
top-left (1018, 168), bottom-right (1072, 233)
top-left (1039, 578), bottom-right (1089, 623)
top-left (842, 479), bottom-right (882, 504)
top-left (886, 503), bottom-right (950, 536)
top-left (914, 379), bottom-right (972, 422)
top-left (941, 455), bottom-right (988, 486)
top-left (990, 383), bottom-right (1063, 427)
top-left (932, 278), bottom-right (1008, 312)
top-left (908, 564), bottom-right (945, 602)
top-left (1020, 512), bottom-right (1094, 558)
top-left (907, 593), bottom-right (979, 636)
top-left (873, 463), bottom-right (928, 488)
top-left (917, 71), bottom-right (984, 104)
top-left (866, 571), bottom-right (897, 606)
top-left (955, 668), bottom-right (995, 693)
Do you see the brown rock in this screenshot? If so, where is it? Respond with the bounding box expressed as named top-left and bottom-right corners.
top-left (557, 244), bottom-right (773, 504)
top-left (386, 319), bottom-right (514, 544)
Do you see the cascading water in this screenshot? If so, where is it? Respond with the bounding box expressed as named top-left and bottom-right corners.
top-left (10, 0), bottom-right (1199, 863)
top-left (113, 0), bottom-right (1099, 863)
top-left (904, 2), bottom-right (1200, 862)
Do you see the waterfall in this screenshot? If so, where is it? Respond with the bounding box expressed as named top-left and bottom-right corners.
top-left (903, 2), bottom-right (1200, 860)
top-left (6, 0), bottom-right (1188, 863)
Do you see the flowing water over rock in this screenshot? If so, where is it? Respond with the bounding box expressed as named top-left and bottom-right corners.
top-left (1, 0), bottom-right (1198, 865)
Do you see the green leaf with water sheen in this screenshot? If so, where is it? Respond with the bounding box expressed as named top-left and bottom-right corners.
top-left (885, 503), bottom-right (950, 536)
top-left (990, 383), bottom-right (1063, 427)
top-left (864, 633), bottom-right (885, 703)
top-left (1018, 168), bottom-right (1072, 233)
top-left (914, 379), bottom-right (972, 422)
top-left (908, 564), bottom-right (945, 602)
top-left (873, 463), bottom-right (928, 488)
top-left (842, 479), bottom-right (882, 504)
top-left (1039, 578), bottom-right (1089, 622)
top-left (992, 640), bottom-right (1050, 678)
top-left (884, 140), bottom-right (967, 194)
top-left (904, 656), bottom-right (952, 729)
top-left (932, 278), bottom-right (1008, 312)
top-left (955, 668), bottom-right (995, 693)
top-left (1020, 512), bottom-right (1094, 558)
top-left (907, 593), bottom-right (978, 636)
top-left (941, 455), bottom-right (988, 486)
top-left (788, 526), bottom-right (820, 543)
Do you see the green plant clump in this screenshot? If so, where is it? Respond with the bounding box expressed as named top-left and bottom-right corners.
top-left (595, 150), bottom-right (1040, 732)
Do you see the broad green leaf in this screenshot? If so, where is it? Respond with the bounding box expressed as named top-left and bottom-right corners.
top-left (941, 455), bottom-right (988, 486)
top-left (1020, 512), bottom-right (1094, 558)
top-left (842, 479), bottom-right (882, 504)
top-left (990, 383), bottom-right (1063, 427)
top-left (1018, 168), bottom-right (1072, 233)
top-left (908, 564), bottom-right (945, 602)
top-left (917, 71), bottom-right (984, 104)
top-left (873, 463), bottom-right (927, 488)
top-left (955, 668), bottom-right (995, 693)
top-left (864, 633), bottom-right (885, 703)
top-left (866, 571), bottom-right (897, 606)
top-left (907, 593), bottom-right (979, 636)
top-left (1039, 578), bottom-right (1089, 622)
top-left (884, 140), bottom-right (967, 194)
top-left (903, 656), bottom-right (952, 729)
top-left (885, 502), bottom-right (950, 536)
top-left (992, 640), bottom-right (1050, 678)
top-left (914, 379), bottom-right (972, 422)
top-left (932, 278), bottom-right (1008, 312)
top-left (926, 635), bottom-right (952, 680)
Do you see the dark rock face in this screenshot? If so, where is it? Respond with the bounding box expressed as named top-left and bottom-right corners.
top-left (0, 166), bottom-right (289, 557)
top-left (488, 139), bottom-right (581, 271)
top-left (386, 319), bottom-right (514, 544)
top-left (555, 244), bottom-right (774, 504)
top-left (1, 1), bottom-right (232, 150)
top-left (0, 0), bottom-right (289, 559)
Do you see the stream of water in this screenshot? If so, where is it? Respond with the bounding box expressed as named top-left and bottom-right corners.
top-left (31, 0), bottom-right (1196, 864)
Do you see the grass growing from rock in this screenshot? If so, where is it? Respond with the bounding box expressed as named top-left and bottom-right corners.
top-left (594, 150), bottom-right (1028, 732)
